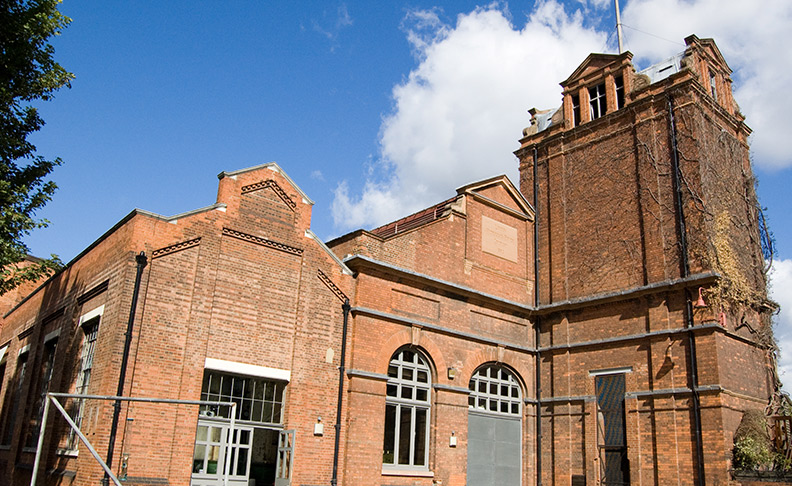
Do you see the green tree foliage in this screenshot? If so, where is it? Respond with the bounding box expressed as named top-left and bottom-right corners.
top-left (0, 0), bottom-right (73, 293)
top-left (733, 409), bottom-right (775, 470)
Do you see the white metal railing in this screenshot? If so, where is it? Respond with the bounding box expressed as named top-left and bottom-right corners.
top-left (30, 392), bottom-right (237, 486)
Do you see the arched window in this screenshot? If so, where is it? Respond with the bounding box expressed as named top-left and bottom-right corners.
top-left (468, 364), bottom-right (522, 416)
top-left (383, 348), bottom-right (431, 468)
top-left (467, 364), bottom-right (523, 486)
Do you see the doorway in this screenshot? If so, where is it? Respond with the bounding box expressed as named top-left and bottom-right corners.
top-left (191, 421), bottom-right (284, 486)
top-left (190, 370), bottom-right (293, 486)
top-left (467, 364), bottom-right (522, 486)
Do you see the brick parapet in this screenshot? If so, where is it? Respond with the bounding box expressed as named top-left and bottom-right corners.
top-left (0, 164), bottom-right (356, 486)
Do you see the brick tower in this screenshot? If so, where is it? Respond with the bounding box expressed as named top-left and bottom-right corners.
top-left (515, 35), bottom-right (777, 485)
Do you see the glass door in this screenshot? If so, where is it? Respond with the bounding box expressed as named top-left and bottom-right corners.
top-left (191, 420), bottom-right (253, 486)
top-left (274, 429), bottom-right (295, 486)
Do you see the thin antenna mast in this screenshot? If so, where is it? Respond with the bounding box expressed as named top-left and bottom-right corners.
top-left (614, 0), bottom-right (625, 53)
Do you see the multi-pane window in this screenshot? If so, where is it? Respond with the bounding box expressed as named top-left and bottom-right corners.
top-left (193, 421), bottom-right (225, 475)
top-left (596, 373), bottom-right (629, 486)
top-left (615, 75), bottom-right (625, 109)
top-left (1, 350), bottom-right (28, 445)
top-left (25, 337), bottom-right (59, 448)
top-left (199, 371), bottom-right (286, 425)
top-left (571, 94), bottom-right (581, 127)
top-left (383, 348), bottom-right (431, 468)
top-left (468, 364), bottom-right (521, 416)
top-left (0, 346), bottom-right (7, 419)
top-left (192, 422), bottom-right (253, 479)
top-left (0, 362), bottom-right (5, 406)
top-left (589, 83), bottom-right (607, 120)
top-left (66, 316), bottom-right (100, 450)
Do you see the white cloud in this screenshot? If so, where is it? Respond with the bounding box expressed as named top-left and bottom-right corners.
top-left (620, 0), bottom-right (792, 170)
top-left (400, 8), bottom-right (449, 57)
top-left (332, 180), bottom-right (401, 230)
top-left (332, 2), bottom-right (606, 231)
top-left (337, 3), bottom-right (353, 28)
top-left (332, 0), bottom-right (792, 233)
top-left (577, 0), bottom-right (612, 9)
top-left (312, 2), bottom-right (354, 46)
top-left (769, 259), bottom-right (792, 392)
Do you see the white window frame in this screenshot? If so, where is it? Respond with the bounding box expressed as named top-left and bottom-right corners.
top-left (199, 370), bottom-right (287, 426)
top-left (204, 357), bottom-right (290, 383)
top-left (468, 364), bottom-right (522, 416)
top-left (571, 93), bottom-right (581, 127)
top-left (62, 305), bottom-right (104, 453)
top-left (589, 82), bottom-right (607, 120)
top-left (614, 75), bottom-right (625, 109)
top-left (383, 348), bottom-right (431, 471)
top-left (78, 305), bottom-right (104, 326)
top-left (589, 366), bottom-right (633, 377)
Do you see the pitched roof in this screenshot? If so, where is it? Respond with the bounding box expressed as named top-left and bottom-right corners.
top-left (561, 51), bottom-right (633, 87)
top-left (368, 174), bottom-right (531, 238)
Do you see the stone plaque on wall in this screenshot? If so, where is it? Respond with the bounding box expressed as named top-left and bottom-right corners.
top-left (481, 215), bottom-right (518, 263)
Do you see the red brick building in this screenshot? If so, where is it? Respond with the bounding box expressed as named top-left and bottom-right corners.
top-left (513, 35), bottom-right (775, 486)
top-left (0, 36), bottom-right (776, 486)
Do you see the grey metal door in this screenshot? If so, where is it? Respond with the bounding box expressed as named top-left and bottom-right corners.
top-left (467, 364), bottom-right (523, 486)
top-left (467, 412), bottom-right (521, 486)
top-left (274, 429), bottom-right (295, 486)
top-left (596, 373), bottom-right (629, 485)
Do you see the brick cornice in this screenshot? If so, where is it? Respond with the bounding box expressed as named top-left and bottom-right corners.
top-left (152, 238), bottom-right (201, 259)
top-left (317, 269), bottom-right (347, 303)
top-left (241, 179), bottom-right (297, 210)
top-left (222, 228), bottom-right (303, 256)
top-left (516, 75), bottom-right (749, 157)
top-left (534, 272), bottom-right (719, 314)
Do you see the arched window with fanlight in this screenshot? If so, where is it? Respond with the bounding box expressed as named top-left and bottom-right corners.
top-left (382, 348), bottom-right (431, 469)
top-left (468, 363), bottom-right (522, 416)
top-left (467, 363), bottom-right (523, 486)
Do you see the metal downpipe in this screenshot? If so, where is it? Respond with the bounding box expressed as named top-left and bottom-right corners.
top-left (103, 251), bottom-right (147, 485)
top-left (533, 147), bottom-right (542, 486)
top-left (668, 95), bottom-right (705, 486)
top-left (331, 298), bottom-right (351, 486)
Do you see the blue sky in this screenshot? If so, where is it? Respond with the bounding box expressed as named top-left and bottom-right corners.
top-left (22, 1), bottom-right (792, 383)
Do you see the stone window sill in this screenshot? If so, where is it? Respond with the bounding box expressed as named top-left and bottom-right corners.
top-left (382, 467), bottom-right (434, 478)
